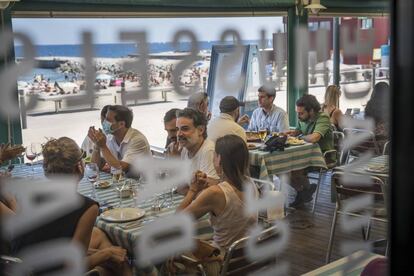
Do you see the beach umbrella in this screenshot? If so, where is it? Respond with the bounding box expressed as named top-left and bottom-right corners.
top-left (96, 73), bottom-right (113, 81)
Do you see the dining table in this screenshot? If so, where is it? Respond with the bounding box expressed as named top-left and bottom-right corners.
top-left (248, 142), bottom-right (327, 180)
top-left (7, 162), bottom-right (213, 254)
top-left (334, 154), bottom-right (389, 180)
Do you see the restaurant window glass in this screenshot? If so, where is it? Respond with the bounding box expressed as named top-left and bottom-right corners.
top-left (12, 16), bottom-right (287, 151)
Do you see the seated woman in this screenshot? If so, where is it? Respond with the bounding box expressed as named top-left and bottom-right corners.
top-left (321, 85), bottom-right (343, 130)
top-left (1, 143), bottom-right (24, 215)
top-left (364, 82), bottom-right (390, 151)
top-left (10, 137), bottom-right (131, 276)
top-left (177, 134), bottom-right (258, 251)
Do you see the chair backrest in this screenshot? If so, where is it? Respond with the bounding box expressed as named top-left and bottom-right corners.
top-left (382, 140), bottom-right (390, 155)
top-left (342, 128), bottom-right (381, 163)
top-left (220, 225), bottom-right (279, 276)
top-left (150, 145), bottom-right (167, 159)
top-left (331, 171), bottom-right (385, 211)
top-left (332, 131), bottom-right (346, 166)
top-left (251, 178), bottom-right (276, 195)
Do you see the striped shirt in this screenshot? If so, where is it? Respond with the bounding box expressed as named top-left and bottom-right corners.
top-left (248, 104), bottom-right (289, 132)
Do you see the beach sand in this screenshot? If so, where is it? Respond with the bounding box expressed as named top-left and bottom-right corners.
top-left (21, 84), bottom-right (372, 152)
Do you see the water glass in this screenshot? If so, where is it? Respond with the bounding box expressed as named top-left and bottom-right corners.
top-left (112, 167), bottom-right (125, 207)
top-left (85, 163), bottom-right (99, 200)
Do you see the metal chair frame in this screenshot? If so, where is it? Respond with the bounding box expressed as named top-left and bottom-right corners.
top-left (178, 225), bottom-right (279, 276)
top-left (220, 225), bottom-right (278, 276)
top-left (342, 128), bottom-right (381, 164)
top-left (382, 140), bottom-right (390, 155)
top-left (325, 171), bottom-right (388, 264)
top-left (310, 131), bottom-right (345, 214)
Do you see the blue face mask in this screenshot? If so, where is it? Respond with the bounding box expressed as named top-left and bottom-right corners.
top-left (102, 120), bottom-right (113, 135)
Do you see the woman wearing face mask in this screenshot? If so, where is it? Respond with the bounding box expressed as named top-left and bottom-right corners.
top-left (10, 137), bottom-right (132, 275)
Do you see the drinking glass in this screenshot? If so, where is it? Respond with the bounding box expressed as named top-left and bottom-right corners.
top-left (85, 163), bottom-right (99, 200)
top-left (258, 129), bottom-right (268, 142)
top-left (112, 167), bottom-right (125, 208)
top-left (166, 187), bottom-right (177, 209)
top-left (25, 143), bottom-right (40, 177)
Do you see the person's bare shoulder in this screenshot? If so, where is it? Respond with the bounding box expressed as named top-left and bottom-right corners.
top-left (333, 108), bottom-right (344, 116)
top-left (201, 184), bottom-right (224, 201)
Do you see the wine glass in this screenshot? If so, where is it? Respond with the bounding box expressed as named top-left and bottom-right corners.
top-left (112, 167), bottom-right (125, 208)
top-left (25, 143), bottom-right (40, 177)
top-left (258, 129), bottom-right (268, 142)
top-left (85, 163), bottom-right (99, 200)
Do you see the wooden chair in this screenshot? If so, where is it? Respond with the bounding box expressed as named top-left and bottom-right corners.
top-left (325, 171), bottom-right (387, 263)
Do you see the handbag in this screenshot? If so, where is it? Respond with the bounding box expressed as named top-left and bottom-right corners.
top-left (264, 135), bottom-right (287, 152)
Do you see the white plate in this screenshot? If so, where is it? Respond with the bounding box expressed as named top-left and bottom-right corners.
top-left (94, 181), bottom-right (112, 189)
top-left (100, 208), bottom-right (145, 223)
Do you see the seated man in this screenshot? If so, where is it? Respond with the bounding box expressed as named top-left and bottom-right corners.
top-left (207, 96), bottom-right (247, 143)
top-left (163, 108), bottom-right (181, 156)
top-left (285, 94), bottom-right (334, 207)
top-left (89, 105), bottom-right (150, 176)
top-left (176, 108), bottom-right (219, 185)
top-left (248, 85), bottom-right (289, 133)
top-left (82, 105), bottom-right (110, 158)
top-left (187, 92), bottom-right (211, 121)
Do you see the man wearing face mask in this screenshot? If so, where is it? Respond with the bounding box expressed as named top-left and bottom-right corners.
top-left (89, 105), bottom-right (150, 175)
top-left (82, 105), bottom-right (110, 158)
top-left (207, 96), bottom-right (247, 143)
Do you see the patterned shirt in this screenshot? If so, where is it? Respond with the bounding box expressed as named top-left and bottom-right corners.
top-left (248, 104), bottom-right (289, 132)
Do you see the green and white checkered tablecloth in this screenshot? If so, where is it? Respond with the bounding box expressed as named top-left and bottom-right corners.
top-left (249, 143), bottom-right (327, 180)
top-left (9, 163), bottom-right (212, 254)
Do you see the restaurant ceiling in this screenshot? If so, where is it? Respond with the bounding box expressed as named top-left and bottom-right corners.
top-left (10, 0), bottom-right (389, 17)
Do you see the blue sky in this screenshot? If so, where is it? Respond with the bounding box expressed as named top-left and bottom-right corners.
top-left (12, 17), bottom-right (284, 45)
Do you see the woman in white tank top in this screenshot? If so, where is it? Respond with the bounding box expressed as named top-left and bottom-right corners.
top-left (177, 134), bottom-right (258, 250)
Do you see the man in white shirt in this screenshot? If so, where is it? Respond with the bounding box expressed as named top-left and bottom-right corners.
top-left (207, 96), bottom-right (247, 143)
top-left (187, 92), bottom-right (211, 121)
top-left (247, 85), bottom-right (290, 133)
top-left (176, 108), bottom-right (219, 180)
top-left (81, 105), bottom-right (109, 158)
top-left (88, 105), bottom-right (150, 175)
